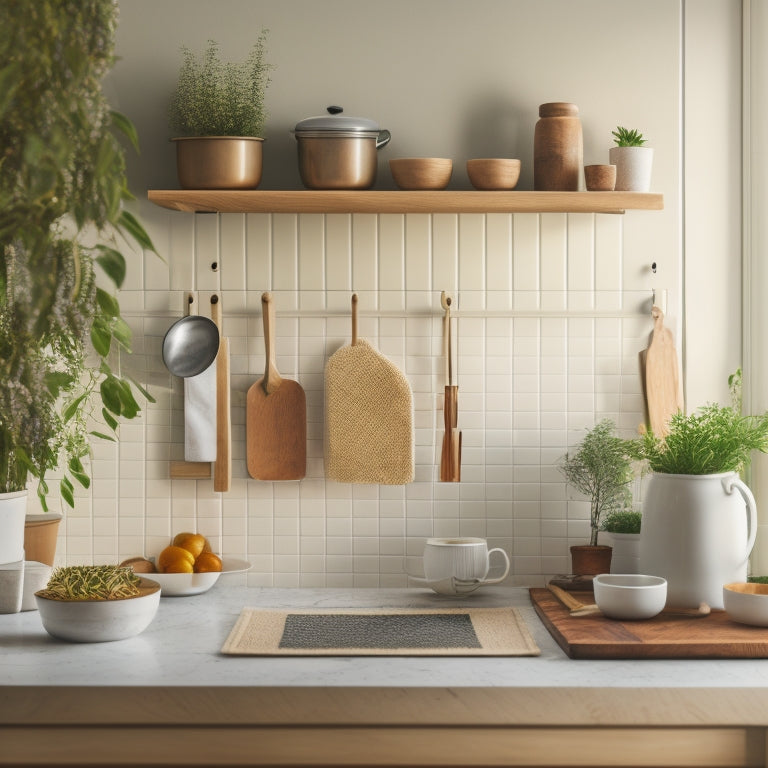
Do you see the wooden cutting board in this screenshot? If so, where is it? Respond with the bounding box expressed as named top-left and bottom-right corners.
top-left (246, 292), bottom-right (306, 481)
top-left (530, 588), bottom-right (768, 659)
top-left (643, 306), bottom-right (684, 436)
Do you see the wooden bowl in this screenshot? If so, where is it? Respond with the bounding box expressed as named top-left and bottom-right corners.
top-left (466, 158), bottom-right (521, 190)
top-left (389, 158), bottom-right (452, 190)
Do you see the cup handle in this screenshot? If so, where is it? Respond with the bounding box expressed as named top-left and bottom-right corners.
top-left (480, 548), bottom-right (510, 585)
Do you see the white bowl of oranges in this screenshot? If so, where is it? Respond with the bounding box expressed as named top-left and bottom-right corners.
top-left (121, 533), bottom-right (251, 597)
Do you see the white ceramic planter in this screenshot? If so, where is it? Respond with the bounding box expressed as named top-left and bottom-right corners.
top-left (606, 533), bottom-right (641, 574)
top-left (639, 472), bottom-right (757, 609)
top-left (0, 489), bottom-right (27, 565)
top-left (609, 146), bottom-right (654, 191)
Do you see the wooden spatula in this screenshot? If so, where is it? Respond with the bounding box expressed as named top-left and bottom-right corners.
top-left (211, 294), bottom-right (231, 492)
top-left (246, 292), bottom-right (307, 481)
top-left (644, 306), bottom-right (684, 436)
top-left (440, 293), bottom-right (461, 482)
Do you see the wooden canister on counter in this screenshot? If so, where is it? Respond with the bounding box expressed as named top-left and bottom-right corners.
top-left (533, 102), bottom-right (583, 190)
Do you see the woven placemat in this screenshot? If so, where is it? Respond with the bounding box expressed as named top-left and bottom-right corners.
top-left (221, 606), bottom-right (540, 657)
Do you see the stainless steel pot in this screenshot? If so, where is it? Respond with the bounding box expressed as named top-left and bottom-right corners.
top-left (292, 106), bottom-right (391, 190)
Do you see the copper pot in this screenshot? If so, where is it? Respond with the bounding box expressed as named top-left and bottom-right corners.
top-left (292, 106), bottom-right (391, 190)
top-left (172, 136), bottom-right (264, 190)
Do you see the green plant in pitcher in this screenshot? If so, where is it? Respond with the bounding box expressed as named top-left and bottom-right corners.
top-left (169, 36), bottom-right (271, 137)
top-left (612, 126), bottom-right (647, 147)
top-left (0, 0), bottom-right (156, 509)
top-left (631, 402), bottom-right (768, 476)
top-left (559, 420), bottom-right (636, 546)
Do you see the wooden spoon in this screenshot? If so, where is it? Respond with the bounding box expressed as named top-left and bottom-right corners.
top-left (439, 292), bottom-right (461, 482)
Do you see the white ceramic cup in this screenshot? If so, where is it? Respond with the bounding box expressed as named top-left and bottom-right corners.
top-left (423, 537), bottom-right (510, 583)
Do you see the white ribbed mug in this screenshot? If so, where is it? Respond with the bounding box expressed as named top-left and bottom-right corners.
top-left (423, 537), bottom-right (510, 583)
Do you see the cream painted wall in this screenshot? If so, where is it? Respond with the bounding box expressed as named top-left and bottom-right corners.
top-left (48, 0), bottom-right (748, 584)
top-left (684, 0), bottom-right (742, 410)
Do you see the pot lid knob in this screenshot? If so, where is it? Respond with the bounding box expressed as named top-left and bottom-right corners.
top-left (327, 106), bottom-right (343, 115)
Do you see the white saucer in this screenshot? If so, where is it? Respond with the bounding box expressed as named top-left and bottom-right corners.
top-left (407, 574), bottom-right (487, 596)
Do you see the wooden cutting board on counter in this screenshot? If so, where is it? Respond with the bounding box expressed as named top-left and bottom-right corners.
top-left (530, 588), bottom-right (768, 659)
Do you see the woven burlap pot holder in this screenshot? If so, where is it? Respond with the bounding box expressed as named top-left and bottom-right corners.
top-left (325, 338), bottom-right (414, 484)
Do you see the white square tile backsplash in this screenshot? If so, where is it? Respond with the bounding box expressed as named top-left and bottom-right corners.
top-left (39, 209), bottom-right (654, 587)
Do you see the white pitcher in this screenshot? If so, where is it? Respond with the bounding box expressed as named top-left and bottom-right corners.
top-left (639, 472), bottom-right (757, 609)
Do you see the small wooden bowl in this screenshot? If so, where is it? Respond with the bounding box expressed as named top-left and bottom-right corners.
top-left (466, 158), bottom-right (521, 190)
top-left (584, 164), bottom-right (617, 191)
top-left (389, 158), bottom-right (452, 190)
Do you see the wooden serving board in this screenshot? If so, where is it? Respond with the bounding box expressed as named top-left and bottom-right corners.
top-left (530, 588), bottom-right (768, 659)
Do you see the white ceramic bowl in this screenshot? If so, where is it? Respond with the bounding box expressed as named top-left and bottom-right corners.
top-left (593, 573), bottom-right (667, 620)
top-left (723, 582), bottom-right (768, 626)
top-left (35, 577), bottom-right (160, 642)
top-left (146, 557), bottom-right (251, 597)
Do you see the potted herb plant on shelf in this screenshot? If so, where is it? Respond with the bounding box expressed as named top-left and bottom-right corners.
top-left (559, 419), bottom-right (635, 576)
top-left (601, 509), bottom-right (642, 574)
top-left (631, 388), bottom-right (768, 610)
top-left (0, 0), bottom-right (156, 570)
top-left (169, 36), bottom-right (272, 190)
top-left (609, 126), bottom-right (653, 192)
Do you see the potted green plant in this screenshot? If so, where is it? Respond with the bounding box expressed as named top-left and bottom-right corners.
top-left (169, 36), bottom-right (271, 190)
top-left (631, 379), bottom-right (768, 609)
top-left (609, 126), bottom-right (653, 191)
top-left (0, 0), bottom-right (156, 566)
top-left (559, 419), bottom-right (635, 576)
top-left (601, 509), bottom-right (642, 574)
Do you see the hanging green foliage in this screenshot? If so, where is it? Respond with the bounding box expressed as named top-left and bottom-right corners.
top-left (0, 0), bottom-right (156, 509)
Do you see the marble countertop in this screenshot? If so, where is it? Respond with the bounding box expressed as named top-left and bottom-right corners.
top-left (3, 583), bottom-right (768, 688)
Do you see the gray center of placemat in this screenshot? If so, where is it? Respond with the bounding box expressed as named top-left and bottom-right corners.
top-left (279, 613), bottom-right (481, 649)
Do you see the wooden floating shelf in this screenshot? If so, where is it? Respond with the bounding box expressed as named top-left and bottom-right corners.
top-left (148, 189), bottom-right (664, 215)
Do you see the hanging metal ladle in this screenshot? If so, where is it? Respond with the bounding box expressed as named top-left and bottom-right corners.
top-left (161, 312), bottom-right (219, 378)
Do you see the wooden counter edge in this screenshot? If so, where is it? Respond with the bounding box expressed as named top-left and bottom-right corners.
top-left (4, 686), bottom-right (768, 727)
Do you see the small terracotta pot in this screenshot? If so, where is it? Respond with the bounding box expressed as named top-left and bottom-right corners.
top-left (570, 544), bottom-right (612, 576)
top-left (584, 164), bottom-right (616, 191)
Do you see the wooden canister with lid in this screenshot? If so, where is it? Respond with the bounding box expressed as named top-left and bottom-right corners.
top-left (533, 102), bottom-right (583, 191)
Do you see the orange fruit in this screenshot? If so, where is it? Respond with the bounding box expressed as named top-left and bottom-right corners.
top-left (157, 545), bottom-right (195, 574)
top-left (194, 552), bottom-right (223, 573)
top-left (172, 532), bottom-right (207, 559)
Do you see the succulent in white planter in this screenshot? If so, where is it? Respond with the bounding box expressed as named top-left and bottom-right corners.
top-left (609, 126), bottom-right (654, 192)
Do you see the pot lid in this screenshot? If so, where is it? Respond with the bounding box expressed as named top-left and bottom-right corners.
top-left (293, 106), bottom-right (381, 135)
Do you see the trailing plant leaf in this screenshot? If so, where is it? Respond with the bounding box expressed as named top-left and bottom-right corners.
top-left (559, 420), bottom-right (636, 546)
top-left (0, 0), bottom-right (157, 508)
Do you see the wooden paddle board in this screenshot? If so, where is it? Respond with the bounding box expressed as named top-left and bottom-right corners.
top-left (246, 292), bottom-right (306, 481)
top-left (644, 306), bottom-right (683, 436)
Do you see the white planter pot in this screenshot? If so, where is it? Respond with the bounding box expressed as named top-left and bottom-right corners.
top-left (0, 489), bottom-right (27, 565)
top-left (639, 472), bottom-right (757, 609)
top-left (606, 533), bottom-right (641, 574)
top-left (609, 146), bottom-right (654, 191)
